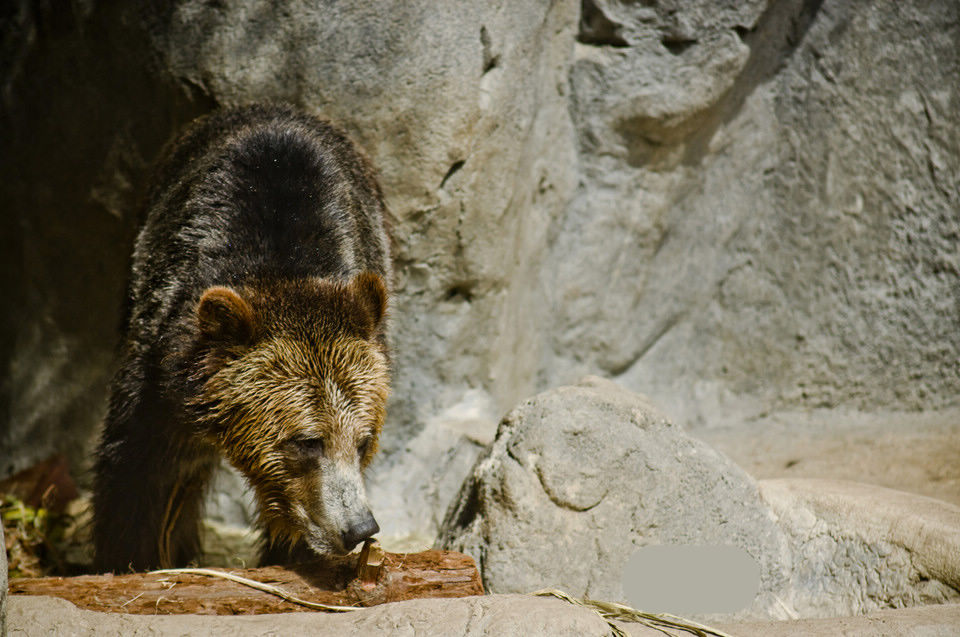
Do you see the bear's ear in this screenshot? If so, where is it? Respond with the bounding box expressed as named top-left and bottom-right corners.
top-left (197, 286), bottom-right (255, 345)
top-left (349, 272), bottom-right (387, 338)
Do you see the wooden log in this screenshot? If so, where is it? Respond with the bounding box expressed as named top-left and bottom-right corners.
top-left (9, 546), bottom-right (483, 615)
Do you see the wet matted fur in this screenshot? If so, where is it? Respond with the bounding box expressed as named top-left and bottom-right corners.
top-left (93, 104), bottom-right (391, 572)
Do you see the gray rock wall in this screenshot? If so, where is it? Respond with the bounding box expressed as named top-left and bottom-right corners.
top-left (549, 0), bottom-right (960, 426)
top-left (2, 1), bottom-right (958, 540)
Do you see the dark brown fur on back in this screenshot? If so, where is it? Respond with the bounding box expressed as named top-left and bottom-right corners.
top-left (93, 104), bottom-right (391, 572)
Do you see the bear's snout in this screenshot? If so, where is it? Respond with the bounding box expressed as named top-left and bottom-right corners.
top-left (341, 509), bottom-right (380, 552)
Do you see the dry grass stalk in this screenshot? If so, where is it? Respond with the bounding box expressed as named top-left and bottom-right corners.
top-left (149, 568), bottom-right (362, 612)
top-left (530, 588), bottom-right (738, 637)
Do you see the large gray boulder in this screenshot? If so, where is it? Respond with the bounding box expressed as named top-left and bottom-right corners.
top-left (437, 377), bottom-right (793, 619)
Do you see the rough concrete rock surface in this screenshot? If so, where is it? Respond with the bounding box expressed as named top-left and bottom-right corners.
top-left (759, 479), bottom-right (960, 618)
top-left (6, 593), bottom-right (644, 637)
top-left (437, 377), bottom-right (792, 620)
top-left (697, 409), bottom-right (960, 508)
top-left (719, 602), bottom-right (960, 637)
top-left (3, 0), bottom-right (960, 550)
top-left (10, 595), bottom-right (960, 637)
top-left (554, 0), bottom-right (960, 427)
top-left (147, 0), bottom-right (581, 450)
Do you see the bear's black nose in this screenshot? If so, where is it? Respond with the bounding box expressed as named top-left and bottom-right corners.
top-left (342, 511), bottom-right (380, 551)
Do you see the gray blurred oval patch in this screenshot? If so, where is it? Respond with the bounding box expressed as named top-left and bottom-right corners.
top-left (621, 544), bottom-right (760, 615)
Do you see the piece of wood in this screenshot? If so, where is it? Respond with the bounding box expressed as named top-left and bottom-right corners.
top-left (355, 539), bottom-right (385, 589)
top-left (10, 548), bottom-right (483, 615)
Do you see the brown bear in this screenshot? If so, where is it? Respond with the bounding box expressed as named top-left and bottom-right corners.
top-left (92, 104), bottom-right (391, 572)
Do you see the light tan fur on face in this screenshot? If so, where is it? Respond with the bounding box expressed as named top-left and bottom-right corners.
top-left (199, 329), bottom-right (389, 549)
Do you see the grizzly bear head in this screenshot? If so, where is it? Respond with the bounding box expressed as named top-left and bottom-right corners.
top-left (190, 272), bottom-right (389, 556)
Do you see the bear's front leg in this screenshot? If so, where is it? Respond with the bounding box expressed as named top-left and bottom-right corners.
top-left (93, 370), bottom-right (217, 572)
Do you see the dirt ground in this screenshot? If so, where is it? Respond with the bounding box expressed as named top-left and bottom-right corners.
top-left (696, 407), bottom-right (960, 507)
